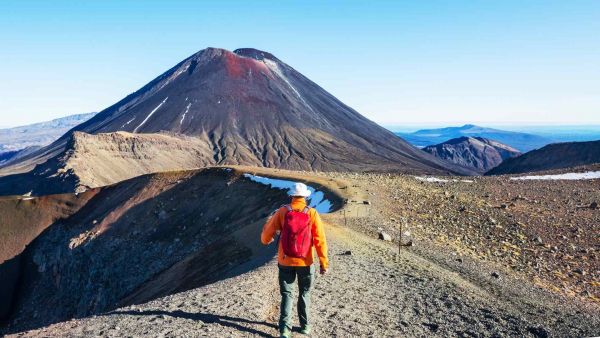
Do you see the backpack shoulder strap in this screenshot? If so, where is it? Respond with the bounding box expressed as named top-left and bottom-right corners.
top-left (302, 206), bottom-right (310, 214)
top-left (284, 204), bottom-right (292, 212)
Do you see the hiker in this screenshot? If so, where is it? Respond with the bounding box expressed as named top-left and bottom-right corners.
top-left (261, 182), bottom-right (329, 338)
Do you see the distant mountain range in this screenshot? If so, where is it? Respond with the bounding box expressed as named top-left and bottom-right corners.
top-left (423, 136), bottom-right (521, 173)
top-left (0, 113), bottom-right (96, 157)
top-left (486, 140), bottom-right (600, 175)
top-left (396, 124), bottom-right (555, 152)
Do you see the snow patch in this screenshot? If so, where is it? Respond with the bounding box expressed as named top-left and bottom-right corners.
top-left (121, 117), bottom-right (136, 129)
top-left (243, 174), bottom-right (332, 213)
top-left (263, 59), bottom-right (314, 112)
top-left (414, 176), bottom-right (474, 183)
top-left (510, 171), bottom-right (600, 181)
top-left (133, 97), bottom-right (168, 133)
top-left (414, 176), bottom-right (449, 183)
top-left (180, 103), bottom-right (192, 125)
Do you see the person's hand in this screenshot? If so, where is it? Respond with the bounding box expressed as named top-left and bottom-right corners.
top-left (320, 266), bottom-right (328, 275)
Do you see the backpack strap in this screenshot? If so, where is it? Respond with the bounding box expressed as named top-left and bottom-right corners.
top-left (302, 206), bottom-right (310, 214)
top-left (284, 204), bottom-right (292, 212)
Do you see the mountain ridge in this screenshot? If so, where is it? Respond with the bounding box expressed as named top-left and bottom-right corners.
top-left (0, 113), bottom-right (95, 163)
top-left (486, 140), bottom-right (600, 175)
top-left (422, 136), bottom-right (521, 173)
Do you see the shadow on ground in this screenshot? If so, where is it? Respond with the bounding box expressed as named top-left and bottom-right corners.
top-left (110, 309), bottom-right (278, 337)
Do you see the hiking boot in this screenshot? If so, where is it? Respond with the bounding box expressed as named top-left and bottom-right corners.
top-left (280, 327), bottom-right (292, 338)
top-left (299, 325), bottom-right (311, 335)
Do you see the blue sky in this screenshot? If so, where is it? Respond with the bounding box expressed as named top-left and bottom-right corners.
top-left (1, 0), bottom-right (599, 127)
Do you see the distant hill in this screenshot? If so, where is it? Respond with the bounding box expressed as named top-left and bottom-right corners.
top-left (396, 124), bottom-right (554, 152)
top-left (422, 136), bottom-right (521, 173)
top-left (0, 113), bottom-right (96, 155)
top-left (0, 146), bottom-right (41, 167)
top-left (486, 140), bottom-right (600, 175)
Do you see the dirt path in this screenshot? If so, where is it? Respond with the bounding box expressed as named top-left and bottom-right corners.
top-left (11, 218), bottom-right (597, 337)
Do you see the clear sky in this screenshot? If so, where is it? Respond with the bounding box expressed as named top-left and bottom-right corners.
top-left (1, 0), bottom-right (599, 127)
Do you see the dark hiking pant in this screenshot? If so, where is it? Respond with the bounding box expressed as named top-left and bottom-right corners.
top-left (278, 264), bottom-right (315, 332)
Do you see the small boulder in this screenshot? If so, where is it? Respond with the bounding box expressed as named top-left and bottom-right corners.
top-left (491, 271), bottom-right (500, 279)
top-left (590, 201), bottom-right (598, 209)
top-left (378, 231), bottom-right (392, 241)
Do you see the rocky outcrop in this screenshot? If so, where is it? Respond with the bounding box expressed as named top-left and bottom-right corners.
top-left (0, 191), bottom-right (97, 320)
top-left (423, 137), bottom-right (521, 173)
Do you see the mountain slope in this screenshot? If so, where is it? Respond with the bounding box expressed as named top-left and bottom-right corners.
top-left (0, 48), bottom-right (470, 182)
top-left (486, 140), bottom-right (600, 175)
top-left (0, 168), bottom-right (304, 332)
top-left (422, 137), bottom-right (521, 173)
top-left (397, 124), bottom-right (554, 152)
top-left (0, 113), bottom-right (95, 155)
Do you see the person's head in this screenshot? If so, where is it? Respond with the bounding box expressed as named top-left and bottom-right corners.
top-left (288, 182), bottom-right (311, 199)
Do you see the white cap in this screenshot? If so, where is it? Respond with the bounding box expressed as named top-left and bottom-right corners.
top-left (288, 182), bottom-right (311, 197)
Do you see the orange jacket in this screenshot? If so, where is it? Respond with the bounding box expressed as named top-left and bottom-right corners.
top-left (261, 197), bottom-right (329, 269)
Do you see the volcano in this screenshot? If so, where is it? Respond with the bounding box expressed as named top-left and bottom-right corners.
top-left (0, 48), bottom-right (471, 195)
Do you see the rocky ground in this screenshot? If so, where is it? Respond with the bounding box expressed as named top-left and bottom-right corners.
top-left (10, 221), bottom-right (599, 338)
top-left (3, 167), bottom-right (600, 337)
top-left (329, 164), bottom-right (600, 304)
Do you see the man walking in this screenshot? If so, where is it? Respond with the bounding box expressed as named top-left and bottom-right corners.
top-left (261, 182), bottom-right (329, 338)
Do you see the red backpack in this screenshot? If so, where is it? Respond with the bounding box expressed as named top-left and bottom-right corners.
top-left (280, 205), bottom-right (312, 258)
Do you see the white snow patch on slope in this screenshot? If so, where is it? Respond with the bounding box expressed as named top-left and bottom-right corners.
top-left (263, 59), bottom-right (313, 111)
top-left (133, 97), bottom-right (168, 133)
top-left (180, 103), bottom-right (192, 125)
top-left (415, 176), bottom-right (449, 183)
top-left (243, 174), bottom-right (332, 213)
top-left (414, 176), bottom-right (474, 183)
top-left (510, 171), bottom-right (600, 181)
top-left (121, 117), bottom-right (136, 129)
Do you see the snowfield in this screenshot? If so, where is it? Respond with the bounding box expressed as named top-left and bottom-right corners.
top-left (510, 171), bottom-right (600, 181)
top-left (243, 173), bottom-right (332, 213)
top-left (414, 176), bottom-right (474, 183)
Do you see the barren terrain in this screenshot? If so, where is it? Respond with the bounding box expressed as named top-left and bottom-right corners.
top-left (2, 167), bottom-right (599, 337)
